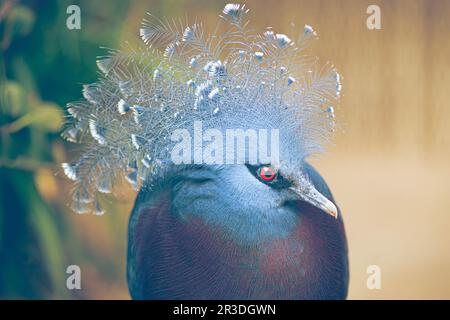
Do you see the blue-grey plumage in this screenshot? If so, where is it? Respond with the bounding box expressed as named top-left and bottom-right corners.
top-left (61, 3), bottom-right (348, 299)
top-left (127, 162), bottom-right (348, 299)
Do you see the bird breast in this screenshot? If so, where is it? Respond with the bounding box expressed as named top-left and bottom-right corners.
top-left (128, 191), bottom-right (348, 299)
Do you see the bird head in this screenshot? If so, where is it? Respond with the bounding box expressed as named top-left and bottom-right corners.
top-left (61, 4), bottom-right (349, 299)
top-left (61, 3), bottom-right (341, 228)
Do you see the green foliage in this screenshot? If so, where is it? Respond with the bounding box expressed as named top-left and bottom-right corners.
top-left (5, 5), bottom-right (35, 37)
top-left (5, 102), bottom-right (63, 133)
top-left (0, 80), bottom-right (28, 117)
top-left (0, 0), bottom-right (130, 299)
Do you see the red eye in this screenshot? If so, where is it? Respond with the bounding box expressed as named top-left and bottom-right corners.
top-left (258, 166), bottom-right (277, 182)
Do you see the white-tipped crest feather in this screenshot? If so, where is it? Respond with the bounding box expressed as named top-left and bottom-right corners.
top-left (62, 3), bottom-right (342, 214)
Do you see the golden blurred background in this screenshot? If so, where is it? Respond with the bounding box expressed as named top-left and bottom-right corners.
top-left (1, 0), bottom-right (449, 299)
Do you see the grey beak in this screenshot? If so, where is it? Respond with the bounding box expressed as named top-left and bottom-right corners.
top-left (289, 184), bottom-right (338, 219)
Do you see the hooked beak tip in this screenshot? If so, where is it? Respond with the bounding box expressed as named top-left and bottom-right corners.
top-left (327, 204), bottom-right (339, 219)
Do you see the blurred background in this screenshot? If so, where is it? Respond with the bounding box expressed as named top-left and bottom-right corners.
top-left (0, 0), bottom-right (449, 299)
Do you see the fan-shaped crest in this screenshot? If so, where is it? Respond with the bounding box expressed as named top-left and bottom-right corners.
top-left (62, 3), bottom-right (341, 214)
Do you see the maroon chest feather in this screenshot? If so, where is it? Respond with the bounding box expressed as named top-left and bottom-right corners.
top-left (130, 192), bottom-right (348, 299)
